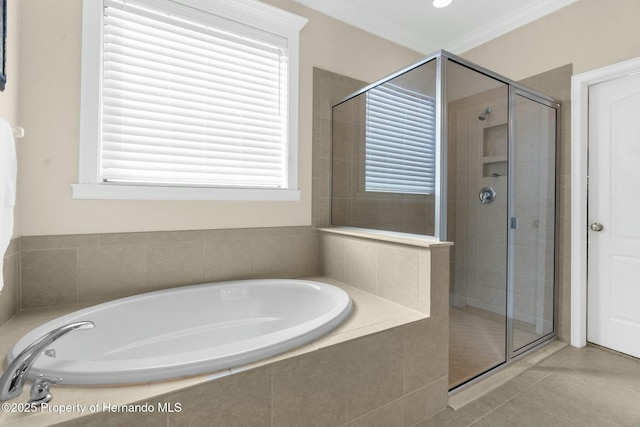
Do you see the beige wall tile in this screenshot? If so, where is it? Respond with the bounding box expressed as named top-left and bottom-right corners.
top-left (347, 328), bottom-right (404, 420)
top-left (430, 247), bottom-right (450, 316)
top-left (331, 198), bottom-right (351, 226)
top-left (376, 243), bottom-right (419, 310)
top-left (204, 235), bottom-right (254, 283)
top-left (77, 245), bottom-right (147, 302)
top-left (312, 197), bottom-right (331, 228)
top-left (20, 227), bottom-right (320, 309)
top-left (251, 232), bottom-right (294, 278)
top-left (404, 315), bottom-right (448, 394)
top-left (167, 367), bottom-right (271, 427)
top-left (418, 249), bottom-right (431, 306)
top-left (0, 252), bottom-right (19, 327)
top-left (313, 156), bottom-right (331, 192)
top-left (312, 68), bottom-right (367, 229)
top-left (344, 238), bottom-right (377, 294)
top-left (403, 378), bottom-right (449, 427)
top-left (321, 234), bottom-right (345, 282)
top-left (99, 232), bottom-right (151, 246)
top-left (557, 256), bottom-right (571, 342)
top-left (272, 345), bottom-right (348, 427)
top-left (291, 229), bottom-right (320, 277)
top-left (418, 298), bottom-right (430, 314)
top-left (347, 399), bottom-right (404, 427)
top-left (21, 249), bottom-right (77, 309)
top-left (21, 234), bottom-right (99, 251)
top-left (325, 233), bottom-right (446, 313)
top-left (351, 198), bottom-right (380, 227)
top-left (380, 198), bottom-right (405, 225)
top-left (333, 121), bottom-right (357, 161)
top-left (147, 241), bottom-right (205, 289)
top-left (332, 159), bottom-right (353, 199)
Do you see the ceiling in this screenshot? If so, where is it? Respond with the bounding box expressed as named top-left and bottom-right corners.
top-left (290, 0), bottom-right (577, 54)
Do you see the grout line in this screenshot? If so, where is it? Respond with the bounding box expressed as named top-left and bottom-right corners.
top-left (345, 340), bottom-right (351, 421)
top-left (75, 247), bottom-right (79, 304)
top-left (270, 365), bottom-right (274, 427)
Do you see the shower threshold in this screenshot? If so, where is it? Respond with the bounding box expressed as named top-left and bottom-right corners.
top-left (447, 339), bottom-right (565, 408)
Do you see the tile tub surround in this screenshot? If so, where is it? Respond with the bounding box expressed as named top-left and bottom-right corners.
top-left (320, 227), bottom-right (451, 316)
top-left (0, 238), bottom-right (20, 328)
top-left (0, 277), bottom-right (448, 427)
top-left (18, 226), bottom-right (320, 310)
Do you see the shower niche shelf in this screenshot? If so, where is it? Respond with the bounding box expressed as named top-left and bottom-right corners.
top-left (482, 123), bottom-right (507, 177)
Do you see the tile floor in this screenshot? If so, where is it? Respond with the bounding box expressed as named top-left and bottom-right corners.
top-left (422, 344), bottom-right (640, 427)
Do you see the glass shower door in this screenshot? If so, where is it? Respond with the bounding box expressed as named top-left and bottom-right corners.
top-left (446, 60), bottom-right (509, 389)
top-left (510, 92), bottom-right (557, 353)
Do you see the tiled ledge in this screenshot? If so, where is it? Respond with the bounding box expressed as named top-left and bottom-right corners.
top-left (0, 276), bottom-right (427, 427)
top-left (319, 229), bottom-right (451, 315)
top-left (319, 226), bottom-right (452, 248)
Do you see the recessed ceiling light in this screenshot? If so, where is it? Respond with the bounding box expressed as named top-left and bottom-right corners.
top-left (433, 0), bottom-right (453, 8)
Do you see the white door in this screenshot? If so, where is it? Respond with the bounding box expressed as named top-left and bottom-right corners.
top-left (587, 72), bottom-right (640, 358)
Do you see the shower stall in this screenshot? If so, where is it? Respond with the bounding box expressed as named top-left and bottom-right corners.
top-left (330, 50), bottom-right (559, 391)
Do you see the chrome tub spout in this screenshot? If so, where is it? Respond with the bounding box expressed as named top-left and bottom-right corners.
top-left (0, 321), bottom-right (94, 403)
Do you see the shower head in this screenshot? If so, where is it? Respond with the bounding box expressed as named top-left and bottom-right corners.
top-left (478, 107), bottom-right (493, 121)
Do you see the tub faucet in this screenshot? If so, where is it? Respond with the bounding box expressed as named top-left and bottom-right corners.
top-left (0, 321), bottom-right (94, 404)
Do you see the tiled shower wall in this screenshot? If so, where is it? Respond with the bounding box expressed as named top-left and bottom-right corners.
top-left (518, 65), bottom-right (572, 342)
top-left (312, 68), bottom-right (367, 228)
top-left (448, 87), bottom-right (509, 315)
top-left (330, 87), bottom-right (436, 235)
top-left (315, 67), bottom-right (436, 234)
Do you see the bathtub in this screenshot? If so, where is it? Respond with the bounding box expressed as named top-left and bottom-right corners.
top-left (8, 279), bottom-right (352, 385)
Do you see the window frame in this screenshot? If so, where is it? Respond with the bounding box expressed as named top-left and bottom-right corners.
top-left (74, 0), bottom-right (307, 201)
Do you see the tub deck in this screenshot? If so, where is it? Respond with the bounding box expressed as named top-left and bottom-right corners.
top-left (0, 276), bottom-right (427, 427)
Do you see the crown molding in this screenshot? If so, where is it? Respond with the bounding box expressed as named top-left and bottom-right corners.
top-left (444, 0), bottom-right (578, 54)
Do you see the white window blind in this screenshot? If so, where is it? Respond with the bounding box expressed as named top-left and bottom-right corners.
top-left (101, 0), bottom-right (289, 189)
top-left (365, 84), bottom-right (436, 194)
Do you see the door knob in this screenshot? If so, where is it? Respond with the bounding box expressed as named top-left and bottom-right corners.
top-left (590, 222), bottom-right (604, 232)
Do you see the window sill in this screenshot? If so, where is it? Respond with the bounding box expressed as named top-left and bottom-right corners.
top-left (71, 184), bottom-right (301, 201)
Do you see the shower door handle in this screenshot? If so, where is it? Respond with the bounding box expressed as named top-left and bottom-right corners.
top-left (590, 222), bottom-right (604, 232)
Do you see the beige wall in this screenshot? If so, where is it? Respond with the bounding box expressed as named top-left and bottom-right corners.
top-left (15, 0), bottom-right (421, 237)
top-left (462, 0), bottom-right (640, 80)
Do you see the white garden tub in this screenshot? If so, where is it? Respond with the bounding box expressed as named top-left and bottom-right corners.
top-left (8, 279), bottom-right (352, 385)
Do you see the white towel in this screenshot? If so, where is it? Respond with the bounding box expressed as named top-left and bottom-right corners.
top-left (0, 118), bottom-right (16, 292)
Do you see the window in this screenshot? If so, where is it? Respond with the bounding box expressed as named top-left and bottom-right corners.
top-left (74, 0), bottom-right (307, 200)
top-left (365, 84), bottom-right (436, 195)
